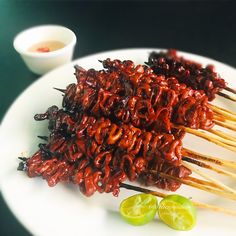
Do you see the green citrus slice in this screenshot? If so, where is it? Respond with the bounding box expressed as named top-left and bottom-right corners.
top-left (158, 194), bottom-right (197, 231)
top-left (119, 193), bottom-right (158, 226)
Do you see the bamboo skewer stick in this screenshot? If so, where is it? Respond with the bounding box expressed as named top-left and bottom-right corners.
top-left (183, 148), bottom-right (236, 170)
top-left (37, 135), bottom-right (49, 141)
top-left (120, 183), bottom-right (166, 198)
top-left (158, 172), bottom-right (236, 201)
top-left (214, 114), bottom-right (236, 125)
top-left (224, 86), bottom-right (236, 95)
top-left (183, 157), bottom-right (236, 180)
top-left (197, 129), bottom-right (236, 147)
top-left (192, 201), bottom-right (236, 217)
top-left (144, 169), bottom-right (236, 201)
top-left (53, 87), bottom-right (66, 93)
top-left (214, 119), bottom-right (236, 132)
top-left (218, 92), bottom-right (236, 102)
top-left (182, 162), bottom-right (236, 195)
top-left (175, 125), bottom-right (236, 152)
top-left (120, 183), bottom-right (236, 217)
top-left (208, 129), bottom-right (236, 142)
top-left (146, 169), bottom-right (222, 190)
top-left (210, 104), bottom-right (236, 121)
top-left (195, 129), bottom-right (236, 147)
top-left (185, 176), bottom-right (221, 189)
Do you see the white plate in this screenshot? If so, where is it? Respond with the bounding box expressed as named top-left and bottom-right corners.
top-left (1, 48), bottom-right (236, 236)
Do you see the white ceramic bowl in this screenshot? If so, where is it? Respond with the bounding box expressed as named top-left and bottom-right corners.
top-left (13, 25), bottom-right (77, 75)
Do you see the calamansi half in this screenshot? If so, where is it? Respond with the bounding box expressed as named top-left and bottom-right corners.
top-left (119, 193), bottom-right (158, 226)
top-left (158, 194), bottom-right (197, 231)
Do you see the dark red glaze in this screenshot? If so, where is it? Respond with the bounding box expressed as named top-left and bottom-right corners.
top-left (18, 58), bottom-right (213, 197)
top-left (20, 106), bottom-right (191, 196)
top-left (67, 60), bottom-right (214, 131)
top-left (148, 49), bottom-right (227, 101)
top-left (140, 158), bottom-right (191, 191)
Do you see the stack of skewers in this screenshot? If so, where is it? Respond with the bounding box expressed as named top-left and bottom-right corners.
top-left (18, 49), bottom-right (236, 216)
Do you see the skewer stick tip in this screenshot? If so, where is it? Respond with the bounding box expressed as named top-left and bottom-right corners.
top-left (53, 87), bottom-right (66, 93)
